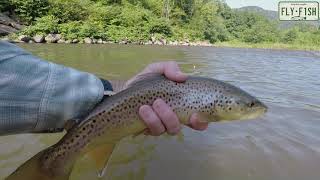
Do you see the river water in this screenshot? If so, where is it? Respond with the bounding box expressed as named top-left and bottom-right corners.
top-left (1, 44), bottom-right (319, 180)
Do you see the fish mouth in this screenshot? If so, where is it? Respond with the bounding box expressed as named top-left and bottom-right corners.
top-left (245, 105), bottom-right (268, 120)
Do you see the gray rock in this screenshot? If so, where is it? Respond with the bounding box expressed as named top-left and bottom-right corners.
top-left (28, 40), bottom-right (33, 43)
top-left (145, 40), bottom-right (153, 45)
top-left (154, 40), bottom-right (162, 45)
top-left (97, 39), bottom-right (103, 44)
top-left (72, 39), bottom-right (79, 43)
top-left (18, 35), bottom-right (31, 42)
top-left (0, 13), bottom-right (22, 30)
top-left (84, 37), bottom-right (93, 44)
top-left (44, 34), bottom-right (62, 43)
top-left (151, 36), bottom-right (156, 43)
top-left (45, 34), bottom-right (57, 43)
top-left (119, 40), bottom-right (128, 44)
top-left (65, 40), bottom-right (71, 44)
top-left (92, 39), bottom-right (98, 44)
top-left (102, 41), bottom-right (108, 44)
top-left (33, 35), bottom-right (45, 43)
top-left (55, 34), bottom-right (62, 41)
top-left (57, 39), bottom-right (65, 43)
top-left (171, 41), bottom-right (178, 46)
top-left (160, 38), bottom-right (167, 45)
top-left (0, 24), bottom-right (18, 36)
top-left (0, 13), bottom-right (22, 36)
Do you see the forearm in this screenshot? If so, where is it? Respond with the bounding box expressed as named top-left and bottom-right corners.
top-left (0, 41), bottom-right (110, 135)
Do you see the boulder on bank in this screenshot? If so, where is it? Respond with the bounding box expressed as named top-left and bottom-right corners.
top-left (84, 37), bottom-right (93, 44)
top-left (72, 39), bottom-right (79, 43)
top-left (33, 35), bottom-right (45, 43)
top-left (45, 34), bottom-right (62, 43)
top-left (57, 39), bottom-right (65, 43)
top-left (18, 35), bottom-right (31, 42)
top-left (160, 38), bottom-right (167, 45)
top-left (151, 36), bottom-right (156, 44)
top-left (154, 40), bottom-right (162, 45)
top-left (119, 39), bottom-right (128, 44)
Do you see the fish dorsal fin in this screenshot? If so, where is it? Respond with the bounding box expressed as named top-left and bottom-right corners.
top-left (104, 90), bottom-right (116, 96)
top-left (85, 143), bottom-right (116, 177)
top-left (108, 80), bottom-right (127, 93)
top-left (126, 73), bottom-right (164, 88)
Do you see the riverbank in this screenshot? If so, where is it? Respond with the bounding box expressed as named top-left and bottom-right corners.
top-left (215, 41), bottom-right (320, 52)
top-left (1, 34), bottom-right (319, 52)
top-left (1, 33), bottom-right (214, 46)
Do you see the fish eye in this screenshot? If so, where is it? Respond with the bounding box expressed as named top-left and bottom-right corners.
top-left (249, 102), bottom-right (255, 107)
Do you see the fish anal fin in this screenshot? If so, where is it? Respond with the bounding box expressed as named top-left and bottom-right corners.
top-left (85, 144), bottom-right (115, 177)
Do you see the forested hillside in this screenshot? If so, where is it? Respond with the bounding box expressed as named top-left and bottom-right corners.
top-left (1, 0), bottom-right (319, 48)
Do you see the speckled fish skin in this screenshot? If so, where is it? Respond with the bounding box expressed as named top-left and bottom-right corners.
top-left (7, 74), bottom-right (267, 180)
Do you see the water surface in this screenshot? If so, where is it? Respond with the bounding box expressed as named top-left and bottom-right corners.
top-left (1, 44), bottom-right (319, 180)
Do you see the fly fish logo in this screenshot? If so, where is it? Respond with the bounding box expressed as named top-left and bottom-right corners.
top-left (279, 1), bottom-right (319, 21)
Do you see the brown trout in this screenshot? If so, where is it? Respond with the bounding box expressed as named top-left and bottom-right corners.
top-left (7, 74), bottom-right (267, 180)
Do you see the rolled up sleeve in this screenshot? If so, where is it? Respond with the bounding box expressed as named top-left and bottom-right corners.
top-left (0, 41), bottom-right (106, 135)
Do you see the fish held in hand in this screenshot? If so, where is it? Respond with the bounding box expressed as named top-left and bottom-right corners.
top-left (7, 74), bottom-right (267, 180)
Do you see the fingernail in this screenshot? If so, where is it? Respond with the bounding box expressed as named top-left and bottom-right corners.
top-left (169, 125), bottom-right (181, 135)
top-left (176, 72), bottom-right (187, 81)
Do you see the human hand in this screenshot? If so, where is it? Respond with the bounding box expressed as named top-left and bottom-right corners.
top-left (129, 61), bottom-right (209, 136)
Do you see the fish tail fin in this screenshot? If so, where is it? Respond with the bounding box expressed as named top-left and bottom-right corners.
top-left (6, 148), bottom-right (70, 180)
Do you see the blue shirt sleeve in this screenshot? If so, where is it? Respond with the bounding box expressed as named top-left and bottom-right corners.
top-left (0, 41), bottom-right (107, 135)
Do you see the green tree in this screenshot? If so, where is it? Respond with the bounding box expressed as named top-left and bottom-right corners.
top-left (48, 0), bottom-right (89, 23)
top-left (10, 0), bottom-right (49, 24)
top-left (21, 15), bottom-right (59, 35)
top-left (282, 29), bottom-right (298, 43)
top-left (0, 1), bottom-right (12, 12)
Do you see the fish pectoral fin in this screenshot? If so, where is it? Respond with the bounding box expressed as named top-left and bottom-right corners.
top-left (132, 128), bottom-right (149, 138)
top-left (85, 143), bottom-right (116, 178)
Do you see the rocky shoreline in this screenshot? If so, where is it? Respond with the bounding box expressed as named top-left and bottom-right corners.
top-left (1, 33), bottom-right (213, 47)
top-left (0, 12), bottom-right (212, 47)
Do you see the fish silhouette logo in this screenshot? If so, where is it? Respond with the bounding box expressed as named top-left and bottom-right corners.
top-left (279, 1), bottom-right (319, 21)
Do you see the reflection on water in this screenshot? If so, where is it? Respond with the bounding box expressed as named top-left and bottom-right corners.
top-left (0, 44), bottom-right (319, 180)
